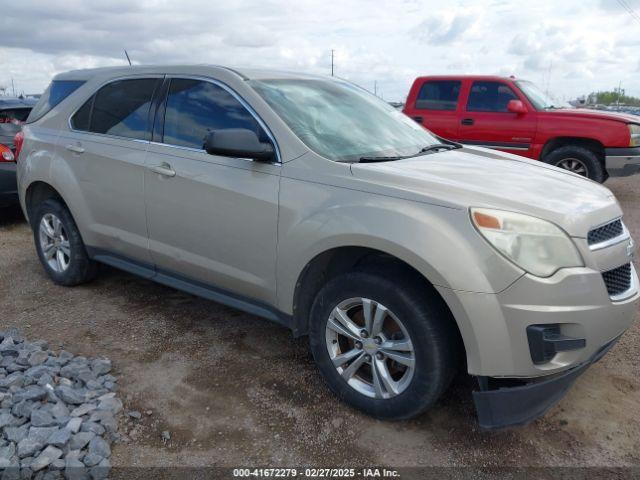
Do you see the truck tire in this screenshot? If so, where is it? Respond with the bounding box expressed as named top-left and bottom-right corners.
top-left (308, 270), bottom-right (459, 420)
top-left (32, 198), bottom-right (97, 286)
top-left (543, 145), bottom-right (605, 183)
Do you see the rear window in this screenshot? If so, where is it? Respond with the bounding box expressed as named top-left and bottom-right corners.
top-left (0, 108), bottom-right (32, 124)
top-left (415, 81), bottom-right (461, 111)
top-left (27, 80), bottom-right (85, 122)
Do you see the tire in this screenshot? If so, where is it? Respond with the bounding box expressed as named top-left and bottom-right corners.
top-left (543, 145), bottom-right (605, 183)
top-left (32, 198), bottom-right (97, 286)
top-left (309, 271), bottom-right (459, 420)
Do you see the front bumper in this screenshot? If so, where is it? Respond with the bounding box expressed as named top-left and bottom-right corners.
top-left (437, 264), bottom-right (638, 379)
top-left (473, 333), bottom-right (621, 430)
top-left (0, 163), bottom-right (18, 207)
top-left (435, 225), bottom-right (638, 428)
top-left (605, 147), bottom-right (640, 176)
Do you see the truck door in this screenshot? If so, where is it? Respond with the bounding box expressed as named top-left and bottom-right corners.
top-left (405, 79), bottom-right (462, 141)
top-left (458, 80), bottom-right (537, 158)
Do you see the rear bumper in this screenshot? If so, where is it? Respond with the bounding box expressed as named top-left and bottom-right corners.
top-left (473, 333), bottom-right (621, 430)
top-left (605, 147), bottom-right (640, 176)
top-left (0, 163), bottom-right (18, 206)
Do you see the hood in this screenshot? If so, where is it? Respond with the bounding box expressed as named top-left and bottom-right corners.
top-left (350, 147), bottom-right (621, 237)
top-left (544, 107), bottom-right (640, 124)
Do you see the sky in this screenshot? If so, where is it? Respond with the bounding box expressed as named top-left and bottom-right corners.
top-left (0, 0), bottom-right (639, 102)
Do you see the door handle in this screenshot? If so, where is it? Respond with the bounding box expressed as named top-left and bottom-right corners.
top-left (461, 118), bottom-right (474, 126)
top-left (148, 163), bottom-right (176, 177)
top-left (65, 144), bottom-right (85, 154)
top-left (411, 116), bottom-right (423, 124)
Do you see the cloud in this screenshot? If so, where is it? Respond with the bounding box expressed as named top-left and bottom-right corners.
top-left (412, 12), bottom-right (476, 45)
top-left (0, 0), bottom-right (639, 102)
top-left (223, 26), bottom-right (279, 48)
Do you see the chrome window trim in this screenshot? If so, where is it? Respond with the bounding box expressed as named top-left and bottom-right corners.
top-left (66, 74), bottom-right (165, 144)
top-left (155, 74), bottom-right (282, 165)
top-left (147, 140), bottom-right (270, 166)
top-left (588, 218), bottom-right (630, 251)
top-left (609, 263), bottom-right (637, 302)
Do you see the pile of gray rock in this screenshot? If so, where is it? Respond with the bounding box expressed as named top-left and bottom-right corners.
top-left (0, 329), bottom-right (120, 479)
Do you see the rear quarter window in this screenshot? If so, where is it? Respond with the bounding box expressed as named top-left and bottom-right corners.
top-left (27, 80), bottom-right (85, 123)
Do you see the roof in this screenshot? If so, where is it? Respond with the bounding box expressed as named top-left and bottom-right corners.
top-left (0, 97), bottom-right (38, 109)
top-left (52, 64), bottom-right (330, 82)
top-left (414, 74), bottom-right (524, 82)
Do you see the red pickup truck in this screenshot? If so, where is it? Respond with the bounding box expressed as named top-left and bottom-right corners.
top-left (403, 75), bottom-right (640, 182)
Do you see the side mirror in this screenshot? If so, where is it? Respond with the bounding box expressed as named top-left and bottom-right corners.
top-left (204, 128), bottom-right (275, 162)
top-left (507, 99), bottom-right (527, 114)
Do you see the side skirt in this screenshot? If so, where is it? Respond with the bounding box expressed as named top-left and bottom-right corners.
top-left (86, 247), bottom-right (293, 330)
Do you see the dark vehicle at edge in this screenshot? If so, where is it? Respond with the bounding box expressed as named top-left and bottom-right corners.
top-left (0, 97), bottom-right (37, 207)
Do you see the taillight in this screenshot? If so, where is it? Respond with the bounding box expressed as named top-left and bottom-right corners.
top-left (0, 144), bottom-right (14, 163)
top-left (13, 131), bottom-right (24, 162)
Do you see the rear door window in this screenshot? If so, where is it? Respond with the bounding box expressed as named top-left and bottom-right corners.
top-left (161, 78), bottom-right (264, 150)
top-left (0, 108), bottom-right (32, 124)
top-left (28, 80), bottom-right (85, 122)
top-left (89, 79), bottom-right (159, 140)
top-left (71, 78), bottom-right (159, 140)
top-left (415, 81), bottom-right (461, 111)
top-left (466, 81), bottom-right (518, 112)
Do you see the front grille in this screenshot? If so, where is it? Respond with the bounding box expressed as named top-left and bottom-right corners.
top-left (602, 263), bottom-right (632, 297)
top-left (588, 219), bottom-right (623, 246)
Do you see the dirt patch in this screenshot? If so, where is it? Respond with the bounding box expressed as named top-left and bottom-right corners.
top-left (0, 177), bottom-right (638, 467)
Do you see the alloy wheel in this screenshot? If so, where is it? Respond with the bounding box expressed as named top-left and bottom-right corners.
top-left (556, 158), bottom-right (589, 176)
top-left (325, 297), bottom-right (415, 399)
top-left (39, 213), bottom-right (71, 273)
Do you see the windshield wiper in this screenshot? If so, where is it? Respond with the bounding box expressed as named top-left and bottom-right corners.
top-left (359, 143), bottom-right (461, 163)
top-left (358, 155), bottom-right (405, 163)
top-left (420, 143), bottom-right (459, 153)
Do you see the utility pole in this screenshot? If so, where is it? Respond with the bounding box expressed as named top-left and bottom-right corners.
top-left (124, 49), bottom-right (132, 66)
top-left (374, 81), bottom-right (377, 96)
top-left (11, 78), bottom-right (15, 97)
top-left (616, 80), bottom-right (622, 110)
top-left (331, 49), bottom-right (335, 76)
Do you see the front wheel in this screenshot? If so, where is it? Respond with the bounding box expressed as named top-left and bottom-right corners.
top-left (309, 271), bottom-right (459, 420)
top-left (543, 145), bottom-right (605, 183)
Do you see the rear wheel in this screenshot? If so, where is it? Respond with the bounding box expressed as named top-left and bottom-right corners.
top-left (544, 145), bottom-right (605, 183)
top-left (33, 199), bottom-right (97, 286)
top-left (309, 271), bottom-right (459, 420)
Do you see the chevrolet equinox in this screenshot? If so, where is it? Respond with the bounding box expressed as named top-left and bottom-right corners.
top-left (16, 66), bottom-right (638, 429)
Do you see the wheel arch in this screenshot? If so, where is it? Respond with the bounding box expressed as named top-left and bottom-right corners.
top-left (24, 181), bottom-right (68, 227)
top-left (291, 245), bottom-right (467, 365)
top-left (541, 136), bottom-right (605, 165)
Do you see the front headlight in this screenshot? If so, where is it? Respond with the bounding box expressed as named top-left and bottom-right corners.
top-left (470, 208), bottom-right (583, 277)
top-left (629, 124), bottom-right (640, 147)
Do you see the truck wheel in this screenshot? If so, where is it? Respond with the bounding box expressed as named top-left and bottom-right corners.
top-left (33, 199), bottom-right (97, 286)
top-left (544, 145), bottom-right (605, 183)
top-left (308, 271), bottom-right (458, 420)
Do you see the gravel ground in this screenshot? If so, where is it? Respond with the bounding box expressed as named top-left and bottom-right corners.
top-left (0, 176), bottom-right (638, 469)
top-left (0, 329), bottom-right (119, 477)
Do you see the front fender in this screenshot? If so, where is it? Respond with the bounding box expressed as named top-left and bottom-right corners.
top-left (276, 176), bottom-right (524, 315)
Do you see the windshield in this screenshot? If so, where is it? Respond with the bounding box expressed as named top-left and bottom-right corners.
top-left (249, 78), bottom-right (439, 162)
top-left (516, 80), bottom-right (571, 110)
